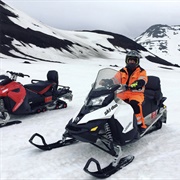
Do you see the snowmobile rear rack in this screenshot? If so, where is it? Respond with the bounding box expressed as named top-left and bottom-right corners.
top-left (29, 133), bottom-right (78, 150)
top-left (140, 107), bottom-right (167, 137)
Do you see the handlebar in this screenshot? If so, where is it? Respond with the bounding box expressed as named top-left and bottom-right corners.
top-left (7, 71), bottom-right (30, 78)
top-left (99, 79), bottom-right (142, 92)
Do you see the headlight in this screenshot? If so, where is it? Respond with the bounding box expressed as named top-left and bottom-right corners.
top-left (86, 95), bottom-right (108, 106)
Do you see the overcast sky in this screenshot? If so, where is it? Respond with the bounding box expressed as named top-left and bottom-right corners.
top-left (3, 0), bottom-right (180, 39)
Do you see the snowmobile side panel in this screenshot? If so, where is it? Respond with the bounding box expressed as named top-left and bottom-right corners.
top-left (76, 100), bottom-right (118, 124)
top-left (109, 116), bottom-right (139, 145)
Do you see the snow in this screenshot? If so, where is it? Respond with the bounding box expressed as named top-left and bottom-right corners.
top-left (1, 55), bottom-right (180, 180)
top-left (1, 3), bottom-right (180, 179)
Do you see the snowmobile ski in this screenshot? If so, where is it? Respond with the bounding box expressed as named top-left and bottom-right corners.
top-left (83, 155), bottom-right (134, 178)
top-left (29, 133), bottom-right (78, 150)
top-left (0, 112), bottom-right (22, 128)
top-left (0, 120), bottom-right (22, 128)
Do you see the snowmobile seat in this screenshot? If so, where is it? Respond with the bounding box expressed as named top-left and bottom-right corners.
top-left (144, 76), bottom-right (163, 104)
top-left (0, 75), bottom-right (12, 85)
top-left (47, 70), bottom-right (59, 89)
top-left (24, 70), bottom-right (59, 95)
top-left (143, 76), bottom-right (163, 117)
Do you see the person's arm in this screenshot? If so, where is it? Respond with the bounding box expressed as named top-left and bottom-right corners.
top-left (130, 69), bottom-right (147, 90)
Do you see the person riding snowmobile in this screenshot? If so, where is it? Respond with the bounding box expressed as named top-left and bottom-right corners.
top-left (100, 50), bottom-right (148, 132)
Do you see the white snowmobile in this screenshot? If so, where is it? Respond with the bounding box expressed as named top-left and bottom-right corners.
top-left (29, 68), bottom-right (167, 178)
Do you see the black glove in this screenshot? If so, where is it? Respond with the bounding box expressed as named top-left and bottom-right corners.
top-left (130, 80), bottom-right (145, 90)
top-left (130, 81), bottom-right (138, 90)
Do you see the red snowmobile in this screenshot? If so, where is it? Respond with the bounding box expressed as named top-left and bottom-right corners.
top-left (0, 70), bottom-right (72, 127)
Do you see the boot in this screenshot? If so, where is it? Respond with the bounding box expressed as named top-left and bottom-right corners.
top-left (137, 123), bottom-right (147, 134)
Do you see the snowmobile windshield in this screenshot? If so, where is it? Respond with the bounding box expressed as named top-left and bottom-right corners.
top-left (92, 68), bottom-right (122, 90)
top-left (85, 68), bottom-right (123, 107)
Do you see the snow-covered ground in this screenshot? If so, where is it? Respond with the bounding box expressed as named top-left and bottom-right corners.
top-left (1, 57), bottom-right (180, 180)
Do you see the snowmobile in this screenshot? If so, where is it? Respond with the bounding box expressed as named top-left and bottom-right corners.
top-left (29, 68), bottom-right (167, 178)
top-left (0, 70), bottom-right (72, 128)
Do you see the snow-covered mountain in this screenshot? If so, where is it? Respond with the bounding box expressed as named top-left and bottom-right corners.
top-left (0, 1), bottom-right (178, 67)
top-left (135, 24), bottom-right (180, 64)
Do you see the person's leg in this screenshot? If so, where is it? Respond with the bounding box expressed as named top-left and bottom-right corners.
top-left (129, 94), bottom-right (147, 129)
top-left (116, 91), bottom-right (131, 100)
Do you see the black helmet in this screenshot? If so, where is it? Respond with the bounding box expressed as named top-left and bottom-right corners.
top-left (125, 50), bottom-right (140, 65)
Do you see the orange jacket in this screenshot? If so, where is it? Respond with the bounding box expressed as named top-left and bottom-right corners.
top-left (113, 66), bottom-right (148, 93)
